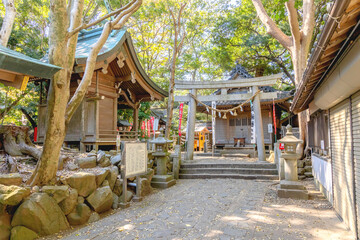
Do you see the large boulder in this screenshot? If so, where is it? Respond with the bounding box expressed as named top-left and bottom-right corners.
top-left (106, 166), bottom-right (119, 190)
top-left (88, 212), bottom-right (100, 223)
top-left (41, 185), bottom-right (69, 203)
top-left (77, 156), bottom-right (97, 169)
top-left (67, 203), bottom-right (91, 225)
top-left (113, 178), bottom-right (123, 196)
top-left (0, 213), bottom-right (11, 240)
top-left (86, 186), bottom-right (113, 213)
top-left (10, 226), bottom-right (39, 240)
top-left (0, 173), bottom-right (22, 186)
top-left (63, 172), bottom-right (96, 197)
top-left (0, 185), bottom-right (30, 206)
top-left (58, 188), bottom-right (78, 215)
top-left (11, 193), bottom-right (69, 236)
top-left (110, 155), bottom-right (121, 166)
top-left (97, 151), bottom-right (111, 167)
top-left (95, 169), bottom-right (110, 186)
top-left (140, 178), bottom-right (153, 197)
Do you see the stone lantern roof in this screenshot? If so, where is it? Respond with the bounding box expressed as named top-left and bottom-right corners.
top-left (149, 133), bottom-right (173, 145)
top-left (279, 125), bottom-right (303, 144)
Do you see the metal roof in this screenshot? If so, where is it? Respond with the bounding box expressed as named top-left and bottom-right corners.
top-left (0, 45), bottom-right (61, 78)
top-left (74, 28), bottom-right (167, 98)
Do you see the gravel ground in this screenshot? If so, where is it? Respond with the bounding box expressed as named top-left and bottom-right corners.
top-left (43, 178), bottom-right (353, 240)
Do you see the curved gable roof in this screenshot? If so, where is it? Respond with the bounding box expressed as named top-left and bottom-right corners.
top-left (74, 28), bottom-right (167, 98)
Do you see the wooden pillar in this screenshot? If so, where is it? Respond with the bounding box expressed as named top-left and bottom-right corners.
top-left (94, 71), bottom-right (100, 152)
top-left (252, 86), bottom-right (266, 161)
top-left (133, 106), bottom-right (139, 132)
top-left (80, 100), bottom-right (86, 152)
top-left (186, 89), bottom-right (197, 160)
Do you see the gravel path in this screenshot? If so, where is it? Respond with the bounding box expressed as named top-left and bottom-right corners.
top-left (44, 178), bottom-right (352, 240)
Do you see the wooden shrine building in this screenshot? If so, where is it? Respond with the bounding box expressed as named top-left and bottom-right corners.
top-left (35, 28), bottom-right (167, 150)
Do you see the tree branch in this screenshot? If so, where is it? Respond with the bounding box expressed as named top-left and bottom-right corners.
top-left (0, 0), bottom-right (16, 46)
top-left (285, 0), bottom-right (300, 47)
top-left (68, 0), bottom-right (137, 37)
top-left (251, 0), bottom-right (292, 50)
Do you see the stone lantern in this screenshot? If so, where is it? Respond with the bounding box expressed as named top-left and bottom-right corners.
top-left (149, 133), bottom-right (176, 188)
top-left (278, 125), bottom-right (302, 181)
top-left (277, 125), bottom-right (308, 199)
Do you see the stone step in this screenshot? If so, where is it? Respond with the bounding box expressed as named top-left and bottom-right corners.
top-left (179, 173), bottom-right (278, 180)
top-left (222, 153), bottom-right (250, 158)
top-left (180, 163), bottom-right (277, 169)
top-left (180, 168), bottom-right (278, 175)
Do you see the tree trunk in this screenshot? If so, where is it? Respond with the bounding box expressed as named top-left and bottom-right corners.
top-left (0, 0), bottom-right (16, 46)
top-left (251, 0), bottom-right (315, 157)
top-left (28, 0), bottom-right (70, 186)
top-left (0, 125), bottom-right (41, 159)
top-left (165, 61), bottom-right (176, 139)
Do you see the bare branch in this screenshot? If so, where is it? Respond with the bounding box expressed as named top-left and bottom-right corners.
top-left (69, 0), bottom-right (137, 37)
top-left (285, 0), bottom-right (300, 47)
top-left (65, 22), bottom-right (112, 124)
top-left (251, 0), bottom-right (292, 50)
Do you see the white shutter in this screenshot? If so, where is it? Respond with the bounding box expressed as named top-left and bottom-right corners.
top-left (352, 91), bottom-right (360, 238)
top-left (330, 99), bottom-right (356, 234)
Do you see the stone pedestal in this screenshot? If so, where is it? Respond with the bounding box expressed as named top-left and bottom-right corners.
top-left (284, 158), bottom-right (298, 181)
top-left (154, 152), bottom-right (168, 175)
top-left (277, 180), bottom-right (309, 200)
top-left (151, 175), bottom-right (176, 189)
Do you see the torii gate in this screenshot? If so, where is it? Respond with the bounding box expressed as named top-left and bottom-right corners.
top-left (174, 73), bottom-right (282, 161)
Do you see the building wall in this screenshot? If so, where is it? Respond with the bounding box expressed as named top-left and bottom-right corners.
top-left (309, 39), bottom-right (360, 237)
top-left (214, 108), bottom-right (273, 145)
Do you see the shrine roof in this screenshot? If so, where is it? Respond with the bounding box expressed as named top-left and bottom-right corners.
top-left (0, 45), bottom-right (61, 79)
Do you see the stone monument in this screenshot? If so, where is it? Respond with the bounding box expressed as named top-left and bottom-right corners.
top-left (277, 125), bottom-right (309, 200)
top-left (149, 133), bottom-right (176, 188)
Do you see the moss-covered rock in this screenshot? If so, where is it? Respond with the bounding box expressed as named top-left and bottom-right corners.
top-left (67, 203), bottom-right (91, 225)
top-left (86, 186), bottom-right (113, 213)
top-left (0, 213), bottom-right (11, 240)
top-left (0, 185), bottom-right (30, 206)
top-left (11, 193), bottom-right (69, 236)
top-left (0, 173), bottom-right (22, 186)
top-left (58, 188), bottom-right (78, 215)
top-left (63, 172), bottom-right (96, 197)
top-left (41, 185), bottom-right (69, 203)
top-left (10, 226), bottom-right (39, 240)
top-left (95, 169), bottom-right (110, 186)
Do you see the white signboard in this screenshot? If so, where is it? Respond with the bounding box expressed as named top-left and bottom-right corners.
top-left (123, 142), bottom-right (147, 178)
top-left (153, 118), bottom-right (159, 131)
top-left (212, 101), bottom-right (216, 146)
top-left (268, 124), bottom-right (273, 133)
top-left (250, 103), bottom-right (256, 144)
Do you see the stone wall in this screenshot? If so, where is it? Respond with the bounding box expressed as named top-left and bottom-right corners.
top-left (0, 150), bottom-right (155, 240)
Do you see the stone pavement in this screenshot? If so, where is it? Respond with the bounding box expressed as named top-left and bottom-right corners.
top-left (44, 179), bottom-right (352, 240)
